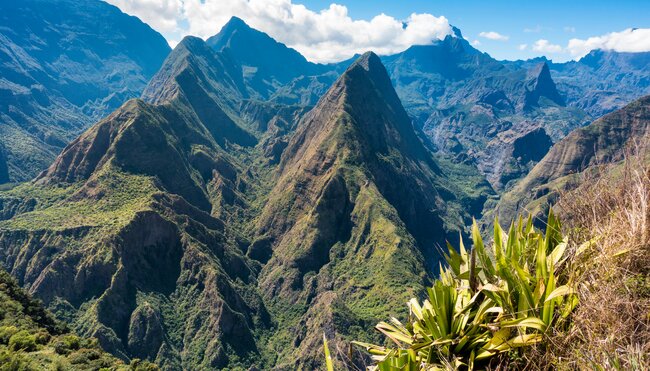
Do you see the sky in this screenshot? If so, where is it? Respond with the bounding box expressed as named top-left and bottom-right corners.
top-left (105, 0), bottom-right (650, 63)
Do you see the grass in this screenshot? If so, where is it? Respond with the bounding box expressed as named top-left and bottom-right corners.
top-left (0, 166), bottom-right (158, 231)
top-left (523, 152), bottom-right (650, 369)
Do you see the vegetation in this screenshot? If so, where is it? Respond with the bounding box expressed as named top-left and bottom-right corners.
top-left (528, 153), bottom-right (650, 369)
top-left (339, 151), bottom-right (649, 370)
top-left (0, 269), bottom-right (159, 370)
top-left (350, 211), bottom-right (577, 369)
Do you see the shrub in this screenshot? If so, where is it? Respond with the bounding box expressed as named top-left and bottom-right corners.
top-left (0, 326), bottom-right (18, 345)
top-left (0, 349), bottom-right (27, 371)
top-left (130, 358), bottom-right (160, 370)
top-left (69, 349), bottom-right (102, 365)
top-left (53, 340), bottom-right (70, 355)
top-left (353, 212), bottom-right (578, 369)
top-left (34, 330), bottom-right (50, 345)
top-left (8, 330), bottom-right (37, 352)
top-left (62, 334), bottom-right (80, 350)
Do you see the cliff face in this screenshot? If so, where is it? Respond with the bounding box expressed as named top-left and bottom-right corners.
top-left (496, 95), bottom-right (650, 222)
top-left (523, 62), bottom-right (565, 110)
top-left (0, 268), bottom-right (139, 369)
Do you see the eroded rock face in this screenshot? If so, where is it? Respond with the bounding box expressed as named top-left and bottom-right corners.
top-left (128, 303), bottom-right (165, 361)
top-left (523, 63), bottom-right (565, 110)
top-left (512, 127), bottom-right (554, 165)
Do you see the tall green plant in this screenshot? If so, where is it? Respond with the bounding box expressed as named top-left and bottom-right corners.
top-left (353, 212), bottom-right (578, 370)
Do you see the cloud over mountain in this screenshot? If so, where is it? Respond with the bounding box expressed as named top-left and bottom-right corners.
top-left (567, 28), bottom-right (650, 58)
top-left (107, 0), bottom-right (452, 63)
top-left (532, 39), bottom-right (563, 53)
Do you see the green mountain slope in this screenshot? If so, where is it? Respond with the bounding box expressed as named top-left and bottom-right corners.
top-left (0, 36), bottom-right (272, 369)
top-left (252, 52), bottom-right (492, 368)
top-left (0, 268), bottom-right (155, 370)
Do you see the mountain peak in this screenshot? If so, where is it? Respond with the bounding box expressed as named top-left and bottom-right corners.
top-left (349, 51), bottom-right (381, 71)
top-left (175, 35), bottom-right (211, 54)
top-left (226, 16), bottom-right (247, 26)
top-left (218, 16), bottom-right (253, 36)
top-left (206, 14), bottom-right (325, 90)
top-left (524, 61), bottom-right (565, 109)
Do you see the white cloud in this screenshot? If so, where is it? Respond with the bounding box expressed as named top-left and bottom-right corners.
top-left (106, 0), bottom-right (183, 34)
top-left (532, 39), bottom-right (563, 53)
top-left (107, 0), bottom-right (453, 63)
top-left (518, 44), bottom-right (527, 51)
top-left (567, 28), bottom-right (650, 58)
top-left (478, 31), bottom-right (509, 41)
top-left (471, 39), bottom-right (481, 46)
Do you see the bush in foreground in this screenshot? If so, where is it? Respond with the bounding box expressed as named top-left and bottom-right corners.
top-left (351, 212), bottom-right (578, 369)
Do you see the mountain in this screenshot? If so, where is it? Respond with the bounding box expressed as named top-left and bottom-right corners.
top-left (0, 36), bottom-right (270, 369)
top-left (206, 17), bottom-right (335, 104)
top-left (203, 21), bottom-right (647, 192)
top-left (0, 0), bottom-right (170, 183)
top-left (0, 39), bottom-right (490, 369)
top-left (381, 35), bottom-right (588, 190)
top-left (253, 52), bottom-right (490, 367)
top-left (495, 94), bottom-right (650, 222)
top-left (509, 50), bottom-right (650, 117)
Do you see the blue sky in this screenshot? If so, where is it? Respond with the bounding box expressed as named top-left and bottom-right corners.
top-left (298, 0), bottom-right (650, 61)
top-left (107, 0), bottom-right (650, 63)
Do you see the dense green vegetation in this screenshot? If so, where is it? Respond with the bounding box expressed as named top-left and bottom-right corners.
top-left (0, 269), bottom-right (158, 370)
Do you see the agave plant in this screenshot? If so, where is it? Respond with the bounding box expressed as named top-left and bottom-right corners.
top-left (353, 211), bottom-right (578, 370)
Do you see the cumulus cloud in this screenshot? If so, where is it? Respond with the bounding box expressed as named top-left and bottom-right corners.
top-left (106, 0), bottom-right (183, 34)
top-left (107, 0), bottom-right (453, 63)
top-left (567, 28), bottom-right (650, 58)
top-left (471, 39), bottom-right (481, 46)
top-left (478, 31), bottom-right (509, 41)
top-left (532, 39), bottom-right (563, 53)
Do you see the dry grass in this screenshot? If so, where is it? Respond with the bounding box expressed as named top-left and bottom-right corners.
top-left (525, 149), bottom-right (650, 370)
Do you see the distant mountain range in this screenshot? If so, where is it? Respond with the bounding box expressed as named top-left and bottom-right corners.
top-left (4, 12), bottom-right (647, 192)
top-left (0, 0), bottom-right (170, 183)
top-left (0, 4), bottom-right (648, 370)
